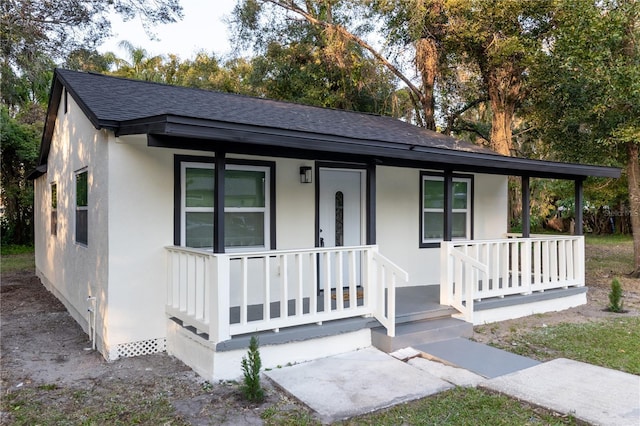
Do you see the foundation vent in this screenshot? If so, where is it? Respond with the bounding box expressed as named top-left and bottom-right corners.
top-left (114, 338), bottom-right (167, 359)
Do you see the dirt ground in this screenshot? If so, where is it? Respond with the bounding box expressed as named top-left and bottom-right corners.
top-left (0, 268), bottom-right (310, 425)
top-left (1, 242), bottom-right (638, 424)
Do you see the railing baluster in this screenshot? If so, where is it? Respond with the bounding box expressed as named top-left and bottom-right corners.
top-left (296, 253), bottom-right (304, 318)
top-left (550, 240), bottom-right (558, 285)
top-left (310, 252), bottom-right (317, 316)
top-left (240, 257), bottom-right (248, 325)
top-left (542, 240), bottom-right (550, 284)
top-left (521, 239), bottom-right (532, 294)
top-left (348, 250), bottom-right (357, 310)
top-left (533, 240), bottom-right (541, 288)
top-left (500, 241), bottom-right (509, 291)
top-left (195, 255), bottom-right (205, 319)
top-left (264, 256), bottom-right (271, 322)
top-left (336, 252), bottom-right (344, 311)
top-left (280, 254), bottom-right (288, 318)
top-left (510, 240), bottom-right (519, 290)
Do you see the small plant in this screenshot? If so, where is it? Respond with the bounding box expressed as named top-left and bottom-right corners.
top-left (607, 278), bottom-right (624, 313)
top-left (37, 384), bottom-right (58, 391)
top-left (241, 336), bottom-right (265, 402)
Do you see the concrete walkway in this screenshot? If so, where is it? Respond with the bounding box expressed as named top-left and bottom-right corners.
top-left (415, 337), bottom-right (540, 378)
top-left (484, 358), bottom-right (640, 426)
top-left (265, 346), bottom-right (640, 425)
top-left (264, 347), bottom-right (452, 424)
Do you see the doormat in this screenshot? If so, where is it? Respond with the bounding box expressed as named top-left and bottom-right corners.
top-left (331, 289), bottom-right (364, 301)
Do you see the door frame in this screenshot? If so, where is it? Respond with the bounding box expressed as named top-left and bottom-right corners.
top-left (315, 162), bottom-right (370, 294)
top-left (315, 162), bottom-right (374, 248)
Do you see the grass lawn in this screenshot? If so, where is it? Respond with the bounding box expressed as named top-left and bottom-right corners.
top-left (338, 387), bottom-right (576, 426)
top-left (503, 317), bottom-right (640, 375)
top-left (0, 245), bottom-right (34, 273)
top-left (260, 387), bottom-right (576, 425)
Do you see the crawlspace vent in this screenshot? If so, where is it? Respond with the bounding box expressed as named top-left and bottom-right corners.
top-left (115, 338), bottom-right (167, 358)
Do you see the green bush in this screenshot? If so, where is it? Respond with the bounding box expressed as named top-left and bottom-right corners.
top-left (241, 336), bottom-right (265, 403)
top-left (607, 278), bottom-right (624, 313)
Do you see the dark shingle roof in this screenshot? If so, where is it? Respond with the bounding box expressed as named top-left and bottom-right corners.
top-left (31, 69), bottom-right (620, 180)
top-left (55, 68), bottom-right (492, 154)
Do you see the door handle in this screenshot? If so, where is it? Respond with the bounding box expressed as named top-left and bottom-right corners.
top-left (320, 237), bottom-right (325, 247)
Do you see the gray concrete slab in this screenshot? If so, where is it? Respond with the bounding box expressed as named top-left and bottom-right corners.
top-left (414, 338), bottom-right (540, 378)
top-left (408, 356), bottom-right (486, 388)
top-left (264, 347), bottom-right (452, 424)
top-left (484, 358), bottom-right (640, 426)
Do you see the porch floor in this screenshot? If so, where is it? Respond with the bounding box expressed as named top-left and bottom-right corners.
top-left (228, 285), bottom-right (448, 325)
top-left (217, 285), bottom-right (452, 352)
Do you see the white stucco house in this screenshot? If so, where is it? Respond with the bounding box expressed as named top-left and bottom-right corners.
top-left (30, 69), bottom-right (619, 380)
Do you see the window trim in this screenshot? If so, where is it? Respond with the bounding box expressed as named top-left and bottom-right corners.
top-left (181, 161), bottom-right (215, 249)
top-left (419, 171), bottom-right (473, 248)
top-left (174, 155), bottom-right (276, 252)
top-left (75, 168), bottom-right (88, 246)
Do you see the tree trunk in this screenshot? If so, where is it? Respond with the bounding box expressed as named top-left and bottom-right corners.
top-left (486, 66), bottom-right (519, 156)
top-left (627, 142), bottom-right (640, 277)
top-left (415, 38), bottom-right (438, 131)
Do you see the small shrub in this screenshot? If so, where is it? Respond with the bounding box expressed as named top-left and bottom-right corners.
top-left (241, 336), bottom-right (265, 402)
top-left (607, 278), bottom-right (624, 313)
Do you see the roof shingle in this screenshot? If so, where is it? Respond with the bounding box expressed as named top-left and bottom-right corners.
top-left (56, 69), bottom-right (495, 155)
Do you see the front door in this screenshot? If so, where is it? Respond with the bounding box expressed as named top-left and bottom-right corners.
top-left (318, 168), bottom-right (364, 291)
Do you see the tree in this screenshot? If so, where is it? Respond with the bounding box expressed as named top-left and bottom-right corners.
top-left (528, 0), bottom-right (640, 276)
top-left (1, 0), bottom-right (182, 68)
top-left (231, 0), bottom-right (555, 156)
top-left (0, 0), bottom-right (184, 245)
top-left (437, 0), bottom-right (554, 155)
top-left (64, 48), bottom-right (117, 73)
top-left (111, 40), bottom-right (165, 81)
top-left (0, 107), bottom-right (41, 245)
top-left (231, 1), bottom-right (403, 115)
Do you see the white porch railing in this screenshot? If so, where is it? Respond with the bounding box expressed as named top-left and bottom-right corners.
top-left (440, 235), bottom-right (585, 322)
top-left (165, 245), bottom-right (408, 342)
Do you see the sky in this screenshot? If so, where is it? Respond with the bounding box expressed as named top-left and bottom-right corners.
top-left (99, 0), bottom-right (238, 60)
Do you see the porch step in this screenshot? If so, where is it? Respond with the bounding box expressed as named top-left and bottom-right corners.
top-left (396, 306), bottom-right (459, 324)
top-left (371, 317), bottom-right (473, 353)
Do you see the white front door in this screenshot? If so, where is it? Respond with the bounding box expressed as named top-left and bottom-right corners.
top-left (318, 168), bottom-right (364, 290)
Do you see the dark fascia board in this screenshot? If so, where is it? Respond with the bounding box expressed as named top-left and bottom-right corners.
top-left (31, 69), bottom-right (110, 178)
top-left (26, 164), bottom-right (48, 180)
top-left (34, 75), bottom-right (63, 173)
top-left (143, 115), bottom-right (621, 180)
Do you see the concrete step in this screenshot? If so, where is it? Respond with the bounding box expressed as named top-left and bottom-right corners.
top-left (396, 306), bottom-right (459, 324)
top-left (372, 317), bottom-right (473, 353)
top-left (414, 338), bottom-right (540, 378)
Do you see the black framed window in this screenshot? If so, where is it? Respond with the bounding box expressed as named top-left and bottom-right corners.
top-left (177, 157), bottom-right (275, 251)
top-left (420, 172), bottom-right (472, 247)
top-left (75, 170), bottom-right (88, 245)
top-left (51, 182), bottom-right (57, 236)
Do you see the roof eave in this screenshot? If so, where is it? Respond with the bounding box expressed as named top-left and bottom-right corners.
top-left (139, 117), bottom-right (621, 180)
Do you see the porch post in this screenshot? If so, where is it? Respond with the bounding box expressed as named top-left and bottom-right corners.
top-left (574, 178), bottom-right (584, 235)
top-left (444, 171), bottom-right (453, 241)
top-left (214, 152), bottom-right (226, 253)
top-left (521, 175), bottom-right (531, 238)
top-left (366, 162), bottom-right (376, 245)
